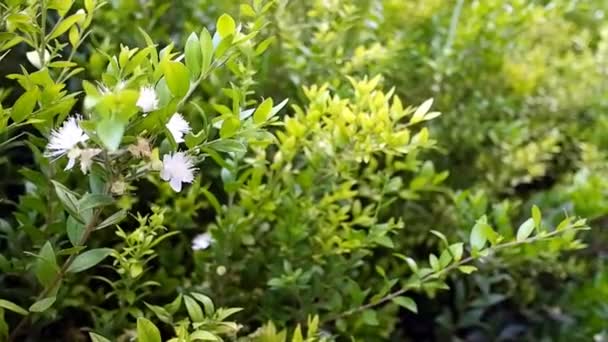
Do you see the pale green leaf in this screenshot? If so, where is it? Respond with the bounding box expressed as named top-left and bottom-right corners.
top-left (29, 296), bottom-right (56, 312)
top-left (184, 295), bottom-right (204, 322)
top-left (96, 119), bottom-right (125, 151)
top-left (253, 98), bottom-right (273, 124)
top-left (516, 218), bottom-right (535, 242)
top-left (11, 88), bottom-right (38, 123)
top-left (49, 12), bottom-right (85, 40)
top-left (391, 296), bottom-right (417, 313)
top-left (0, 299), bottom-right (28, 315)
top-left (67, 215), bottom-right (85, 246)
top-left (217, 14), bottom-right (236, 38)
top-left (161, 61), bottom-right (190, 98)
top-left (185, 32), bottom-right (202, 78)
top-left (137, 317), bottom-right (161, 342)
top-left (190, 331), bottom-right (219, 341)
top-left (89, 332), bottom-right (112, 342)
top-left (470, 216), bottom-right (488, 250)
top-left (458, 265), bottom-right (478, 274)
top-left (67, 248), bottom-right (113, 273)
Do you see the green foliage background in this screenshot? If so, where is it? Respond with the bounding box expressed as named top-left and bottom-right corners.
top-left (0, 0), bottom-right (607, 341)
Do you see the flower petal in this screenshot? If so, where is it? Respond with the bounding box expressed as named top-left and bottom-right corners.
top-left (65, 157), bottom-right (76, 170)
top-left (169, 177), bottom-right (182, 192)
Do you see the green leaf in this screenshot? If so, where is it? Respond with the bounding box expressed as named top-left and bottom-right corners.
top-left (532, 205), bottom-right (542, 228)
top-left (292, 326), bottom-right (304, 342)
top-left (161, 61), bottom-right (190, 98)
top-left (253, 98), bottom-right (273, 124)
top-left (67, 215), bottom-right (85, 246)
top-left (96, 210), bottom-right (127, 230)
top-left (556, 217), bottom-right (571, 231)
top-left (35, 241), bottom-right (59, 285)
top-left (185, 32), bottom-right (202, 78)
top-left (429, 253), bottom-right (440, 270)
top-left (516, 218), bottom-right (535, 242)
top-left (255, 37), bottom-right (275, 55)
top-left (49, 12), bottom-right (85, 40)
top-left (66, 248), bottom-right (113, 273)
top-left (219, 116), bottom-right (240, 138)
top-left (52, 181), bottom-right (81, 220)
top-left (430, 230), bottom-right (448, 246)
top-left (458, 265), bottom-right (478, 274)
top-left (361, 310), bottom-right (379, 326)
top-left (29, 296), bottom-right (56, 312)
top-left (0, 299), bottom-right (28, 315)
top-left (448, 243), bottom-right (463, 261)
top-left (145, 302), bottom-right (172, 324)
top-left (439, 249), bottom-right (452, 267)
top-left (481, 222), bottom-right (500, 246)
top-left (200, 28), bottom-right (213, 74)
top-left (78, 193), bottom-right (114, 212)
top-left (215, 307), bottom-right (243, 321)
top-left (137, 317), bottom-right (161, 342)
top-left (217, 14), bottom-right (236, 38)
top-left (205, 139), bottom-right (246, 154)
top-left (89, 332), bottom-right (112, 342)
top-left (190, 331), bottom-right (219, 341)
top-left (165, 294), bottom-right (183, 315)
top-left (270, 98), bottom-right (289, 118)
top-left (391, 296), bottom-right (417, 313)
top-left (191, 292), bottom-right (214, 315)
top-left (48, 0), bottom-right (73, 16)
top-left (0, 311), bottom-right (8, 342)
top-left (48, 61), bottom-right (77, 68)
top-left (184, 295), bottom-right (204, 322)
top-left (410, 98), bottom-right (433, 124)
top-left (97, 119), bottom-right (125, 151)
top-left (470, 216), bottom-right (488, 250)
top-left (11, 88), bottom-right (38, 123)
top-left (185, 129), bottom-right (207, 149)
top-left (214, 34), bottom-right (233, 58)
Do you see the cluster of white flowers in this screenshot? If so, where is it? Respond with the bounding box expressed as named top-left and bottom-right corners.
top-left (45, 86), bottom-right (198, 193)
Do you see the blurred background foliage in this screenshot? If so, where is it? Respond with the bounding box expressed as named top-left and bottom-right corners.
top-left (1, 0), bottom-right (607, 341)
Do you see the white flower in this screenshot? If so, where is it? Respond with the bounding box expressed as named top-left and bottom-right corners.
top-left (166, 113), bottom-right (191, 143)
top-left (192, 232), bottom-right (214, 250)
top-left (26, 49), bottom-right (51, 69)
top-left (79, 148), bottom-right (102, 174)
top-left (45, 116), bottom-right (89, 170)
top-left (136, 86), bottom-right (158, 114)
top-left (160, 152), bottom-right (196, 192)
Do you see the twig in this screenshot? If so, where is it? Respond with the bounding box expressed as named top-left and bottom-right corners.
top-left (322, 227), bottom-right (588, 323)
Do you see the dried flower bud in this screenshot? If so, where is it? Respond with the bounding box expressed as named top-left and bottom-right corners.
top-left (111, 180), bottom-right (127, 195)
top-left (128, 137), bottom-right (151, 158)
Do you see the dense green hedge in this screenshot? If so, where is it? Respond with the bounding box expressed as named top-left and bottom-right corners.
top-left (0, 0), bottom-right (606, 341)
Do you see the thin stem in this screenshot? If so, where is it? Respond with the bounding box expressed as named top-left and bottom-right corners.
top-left (56, 31), bottom-right (92, 84)
top-left (38, 0), bottom-right (47, 67)
top-left (322, 227), bottom-right (588, 323)
top-left (175, 53), bottom-right (234, 110)
top-left (444, 0), bottom-right (464, 54)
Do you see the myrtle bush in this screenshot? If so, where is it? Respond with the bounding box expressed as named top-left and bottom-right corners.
top-left (0, 0), bottom-right (605, 341)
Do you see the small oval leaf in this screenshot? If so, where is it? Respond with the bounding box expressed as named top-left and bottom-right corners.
top-left (516, 218), bottom-right (535, 242)
top-left (67, 248), bottom-right (113, 273)
top-left (29, 296), bottom-right (56, 312)
top-left (392, 296), bottom-right (418, 313)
